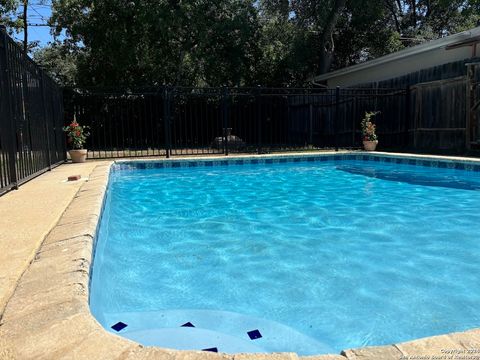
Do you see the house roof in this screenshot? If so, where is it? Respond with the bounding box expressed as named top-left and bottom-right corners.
top-left (313, 26), bottom-right (480, 83)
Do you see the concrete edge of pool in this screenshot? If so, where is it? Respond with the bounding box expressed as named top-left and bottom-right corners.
top-left (2, 151), bottom-right (480, 360)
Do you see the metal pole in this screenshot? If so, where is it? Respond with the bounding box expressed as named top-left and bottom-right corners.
top-left (60, 90), bottom-right (66, 160)
top-left (309, 102), bottom-right (313, 145)
top-left (0, 26), bottom-right (18, 189)
top-left (335, 86), bottom-right (340, 151)
top-left (163, 87), bottom-right (171, 158)
top-left (222, 87), bottom-right (229, 156)
top-left (40, 72), bottom-right (52, 170)
top-left (257, 87), bottom-right (262, 154)
top-left (352, 96), bottom-right (357, 148)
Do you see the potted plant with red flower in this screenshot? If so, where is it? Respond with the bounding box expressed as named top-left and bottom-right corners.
top-left (361, 111), bottom-right (379, 151)
top-left (63, 119), bottom-right (90, 163)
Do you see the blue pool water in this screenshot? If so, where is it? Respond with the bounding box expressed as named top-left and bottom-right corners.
top-left (90, 157), bottom-right (480, 355)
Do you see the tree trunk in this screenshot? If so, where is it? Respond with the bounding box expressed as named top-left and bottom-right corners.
top-left (384, 0), bottom-right (401, 33)
top-left (411, 0), bottom-right (416, 28)
top-left (318, 0), bottom-right (347, 75)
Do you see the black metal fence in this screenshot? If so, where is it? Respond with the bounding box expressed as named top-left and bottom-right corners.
top-left (0, 26), bottom-right (65, 196)
top-left (64, 86), bottom-right (408, 159)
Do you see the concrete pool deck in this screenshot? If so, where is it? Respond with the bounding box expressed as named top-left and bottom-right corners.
top-left (0, 161), bottom-right (108, 315)
top-left (1, 151), bottom-right (480, 359)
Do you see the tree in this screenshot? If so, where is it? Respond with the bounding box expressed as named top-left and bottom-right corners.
top-left (289, 0), bottom-right (480, 74)
top-left (33, 42), bottom-right (78, 86)
top-left (332, 1), bottom-right (404, 68)
top-left (23, 0), bottom-right (480, 87)
top-left (252, 0), bottom-right (352, 85)
top-left (0, 0), bottom-right (44, 53)
top-left (289, 0), bottom-right (354, 76)
top-left (317, 0), bottom-right (347, 74)
top-left (383, 0), bottom-right (480, 45)
top-left (0, 0), bottom-right (23, 33)
top-left (50, 0), bottom-right (263, 87)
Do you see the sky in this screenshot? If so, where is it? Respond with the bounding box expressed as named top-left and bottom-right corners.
top-left (12, 1), bottom-right (61, 48)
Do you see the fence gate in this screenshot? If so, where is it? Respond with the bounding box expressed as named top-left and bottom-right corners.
top-left (411, 76), bottom-right (468, 152)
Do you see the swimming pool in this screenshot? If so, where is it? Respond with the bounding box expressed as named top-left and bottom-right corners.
top-left (90, 154), bottom-right (480, 355)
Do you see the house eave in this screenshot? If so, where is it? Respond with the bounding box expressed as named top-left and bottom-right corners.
top-left (313, 27), bottom-right (480, 83)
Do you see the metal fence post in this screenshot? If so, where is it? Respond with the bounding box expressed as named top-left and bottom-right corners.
top-left (163, 88), bottom-right (172, 158)
top-left (57, 88), bottom-right (67, 162)
top-left (309, 102), bottom-right (313, 146)
top-left (40, 72), bottom-right (52, 170)
top-left (335, 86), bottom-right (340, 151)
top-left (0, 26), bottom-right (18, 189)
top-left (257, 87), bottom-right (262, 154)
top-left (222, 87), bottom-right (229, 156)
top-left (352, 96), bottom-right (357, 148)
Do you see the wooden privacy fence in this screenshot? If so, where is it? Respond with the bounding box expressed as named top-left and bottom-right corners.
top-left (411, 76), bottom-right (467, 151)
top-left (362, 57), bottom-right (480, 154)
top-left (407, 62), bottom-right (480, 153)
top-left (466, 62), bottom-right (480, 149)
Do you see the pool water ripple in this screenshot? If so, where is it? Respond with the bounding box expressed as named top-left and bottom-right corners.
top-left (91, 159), bottom-right (480, 355)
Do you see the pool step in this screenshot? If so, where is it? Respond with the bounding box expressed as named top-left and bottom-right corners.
top-left (101, 309), bottom-right (333, 355)
top-left (124, 327), bottom-right (265, 353)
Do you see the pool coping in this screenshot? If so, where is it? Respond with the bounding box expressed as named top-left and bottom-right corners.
top-left (114, 150), bottom-right (480, 171)
top-left (2, 151), bottom-right (480, 360)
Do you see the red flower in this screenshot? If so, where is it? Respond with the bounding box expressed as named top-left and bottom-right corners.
top-left (75, 130), bottom-right (81, 136)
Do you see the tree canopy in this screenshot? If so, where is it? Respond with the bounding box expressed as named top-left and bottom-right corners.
top-left (3, 0), bottom-right (480, 87)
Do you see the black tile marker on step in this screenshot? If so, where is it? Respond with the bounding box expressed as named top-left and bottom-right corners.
top-left (111, 322), bottom-right (128, 332)
top-left (181, 322), bottom-right (195, 327)
top-left (247, 329), bottom-right (262, 340)
top-left (202, 347), bottom-right (218, 352)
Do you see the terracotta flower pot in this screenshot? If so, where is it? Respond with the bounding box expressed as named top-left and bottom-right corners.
top-left (363, 140), bottom-right (378, 151)
top-left (69, 149), bottom-right (88, 163)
